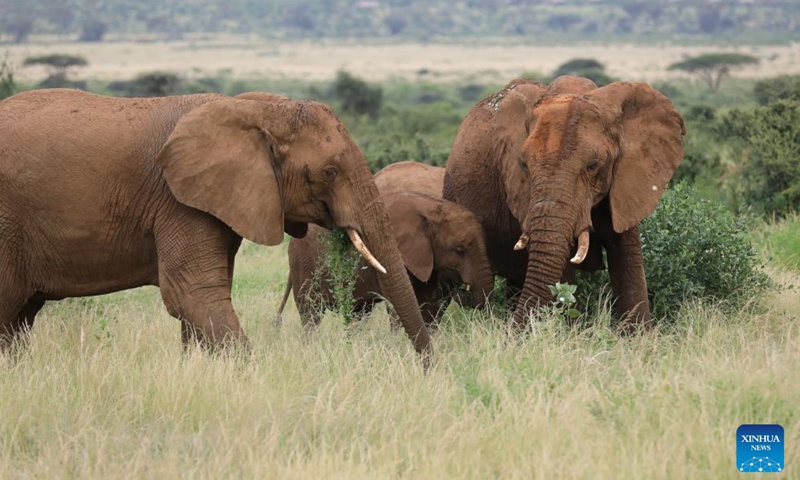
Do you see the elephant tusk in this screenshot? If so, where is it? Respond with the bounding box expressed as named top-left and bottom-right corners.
top-left (465, 284), bottom-right (471, 291)
top-left (346, 229), bottom-right (387, 274)
top-left (513, 233), bottom-right (529, 251)
top-left (570, 230), bottom-right (590, 264)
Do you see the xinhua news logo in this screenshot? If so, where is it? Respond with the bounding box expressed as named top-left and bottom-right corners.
top-left (737, 424), bottom-right (784, 473)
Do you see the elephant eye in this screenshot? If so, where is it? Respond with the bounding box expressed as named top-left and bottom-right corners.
top-left (455, 246), bottom-right (466, 256)
top-left (518, 156), bottom-right (529, 173)
top-left (322, 165), bottom-right (338, 183)
top-left (586, 159), bottom-right (600, 172)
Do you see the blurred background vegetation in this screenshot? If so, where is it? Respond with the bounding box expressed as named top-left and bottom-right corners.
top-left (1, 0), bottom-right (799, 44)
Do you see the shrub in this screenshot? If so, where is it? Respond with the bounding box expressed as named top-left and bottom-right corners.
top-left (578, 183), bottom-right (769, 321)
top-left (332, 70), bottom-right (383, 118)
top-left (553, 58), bottom-right (605, 77)
top-left (108, 72), bottom-right (184, 97)
top-left (551, 58), bottom-right (615, 86)
top-left (718, 100), bottom-right (800, 216)
top-left (753, 75), bottom-right (800, 105)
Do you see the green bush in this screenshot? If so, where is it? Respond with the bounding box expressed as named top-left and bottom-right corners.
top-left (753, 75), bottom-right (800, 105)
top-left (578, 183), bottom-right (769, 321)
top-left (718, 100), bottom-right (800, 216)
top-left (332, 70), bottom-right (383, 118)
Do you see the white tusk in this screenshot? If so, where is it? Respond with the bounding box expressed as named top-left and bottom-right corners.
top-left (513, 233), bottom-right (529, 251)
top-left (346, 229), bottom-right (387, 274)
top-left (466, 284), bottom-right (471, 291)
top-left (570, 230), bottom-right (590, 264)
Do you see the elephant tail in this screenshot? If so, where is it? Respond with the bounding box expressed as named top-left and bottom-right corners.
top-left (274, 276), bottom-right (292, 327)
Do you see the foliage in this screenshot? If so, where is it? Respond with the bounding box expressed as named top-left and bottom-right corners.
top-left (542, 283), bottom-right (581, 323)
top-left (78, 18), bottom-right (109, 42)
top-left (718, 100), bottom-right (800, 216)
top-left (750, 213), bottom-right (800, 273)
top-left (671, 105), bottom-right (724, 189)
top-left (668, 53), bottom-right (759, 93)
top-left (312, 229), bottom-right (361, 325)
top-left (106, 72), bottom-right (223, 97)
top-left (0, 53), bottom-right (16, 100)
top-left (578, 184), bottom-right (769, 321)
top-left (23, 54), bottom-right (88, 88)
top-left (640, 183), bottom-right (769, 319)
top-left (3, 0), bottom-right (800, 43)
top-left (553, 58), bottom-right (605, 77)
top-left (550, 58), bottom-right (614, 87)
top-left (753, 75), bottom-right (800, 106)
top-left (23, 54), bottom-right (88, 70)
top-left (332, 71), bottom-right (383, 118)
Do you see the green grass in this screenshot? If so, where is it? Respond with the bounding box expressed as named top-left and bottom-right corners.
top-left (2, 240), bottom-right (799, 478)
top-left (751, 213), bottom-right (800, 273)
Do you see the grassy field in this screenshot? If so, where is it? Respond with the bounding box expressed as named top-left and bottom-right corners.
top-left (1, 230), bottom-right (799, 479)
top-left (6, 36), bottom-right (800, 85)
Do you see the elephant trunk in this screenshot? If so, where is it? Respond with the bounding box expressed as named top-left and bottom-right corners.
top-left (512, 201), bottom-right (576, 327)
top-left (469, 262), bottom-right (495, 309)
top-left (355, 182), bottom-right (432, 360)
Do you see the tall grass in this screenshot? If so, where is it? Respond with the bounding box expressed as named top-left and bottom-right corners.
top-left (1, 242), bottom-right (798, 479)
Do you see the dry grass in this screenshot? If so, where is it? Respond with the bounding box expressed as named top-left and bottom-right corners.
top-left (5, 35), bottom-right (800, 84)
top-left (1, 241), bottom-right (798, 479)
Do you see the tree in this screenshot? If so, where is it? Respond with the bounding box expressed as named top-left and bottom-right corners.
top-left (552, 58), bottom-right (615, 87)
top-left (23, 54), bottom-right (88, 88)
top-left (668, 53), bottom-right (758, 93)
top-left (332, 70), bottom-right (383, 118)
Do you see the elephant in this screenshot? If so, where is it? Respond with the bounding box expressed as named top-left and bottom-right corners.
top-left (0, 89), bottom-right (432, 357)
top-left (277, 190), bottom-right (494, 327)
top-left (373, 160), bottom-right (445, 197)
top-left (443, 75), bottom-right (685, 330)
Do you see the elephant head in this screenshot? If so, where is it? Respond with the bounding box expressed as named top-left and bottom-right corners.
top-left (507, 76), bottom-right (685, 324)
top-left (384, 192), bottom-right (494, 308)
top-left (155, 92), bottom-right (431, 356)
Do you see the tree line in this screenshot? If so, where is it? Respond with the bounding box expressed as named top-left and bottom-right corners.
top-left (2, 0), bottom-right (799, 43)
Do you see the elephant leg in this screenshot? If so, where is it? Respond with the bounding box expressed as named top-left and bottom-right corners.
top-left (421, 300), bottom-right (449, 329)
top-left (16, 298), bottom-right (45, 333)
top-left (605, 225), bottom-right (651, 333)
top-left (155, 212), bottom-right (249, 351)
top-left (294, 279), bottom-right (323, 328)
top-left (0, 259), bottom-right (34, 350)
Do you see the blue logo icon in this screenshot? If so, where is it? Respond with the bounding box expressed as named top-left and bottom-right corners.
top-left (737, 424), bottom-right (784, 473)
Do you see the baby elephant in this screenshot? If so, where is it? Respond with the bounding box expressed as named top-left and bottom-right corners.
top-left (278, 191), bottom-right (494, 327)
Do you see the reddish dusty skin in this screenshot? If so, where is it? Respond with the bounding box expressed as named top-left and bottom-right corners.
top-left (0, 89), bottom-right (430, 358)
top-left (443, 75), bottom-right (685, 331)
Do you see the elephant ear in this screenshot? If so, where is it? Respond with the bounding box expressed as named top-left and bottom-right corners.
top-left (592, 82), bottom-right (686, 233)
top-left (157, 99), bottom-right (285, 246)
top-left (386, 194), bottom-right (434, 282)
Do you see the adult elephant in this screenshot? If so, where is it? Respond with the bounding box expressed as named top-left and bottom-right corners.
top-left (0, 89), bottom-right (431, 357)
top-left (373, 161), bottom-right (445, 197)
top-left (443, 76), bottom-right (685, 330)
